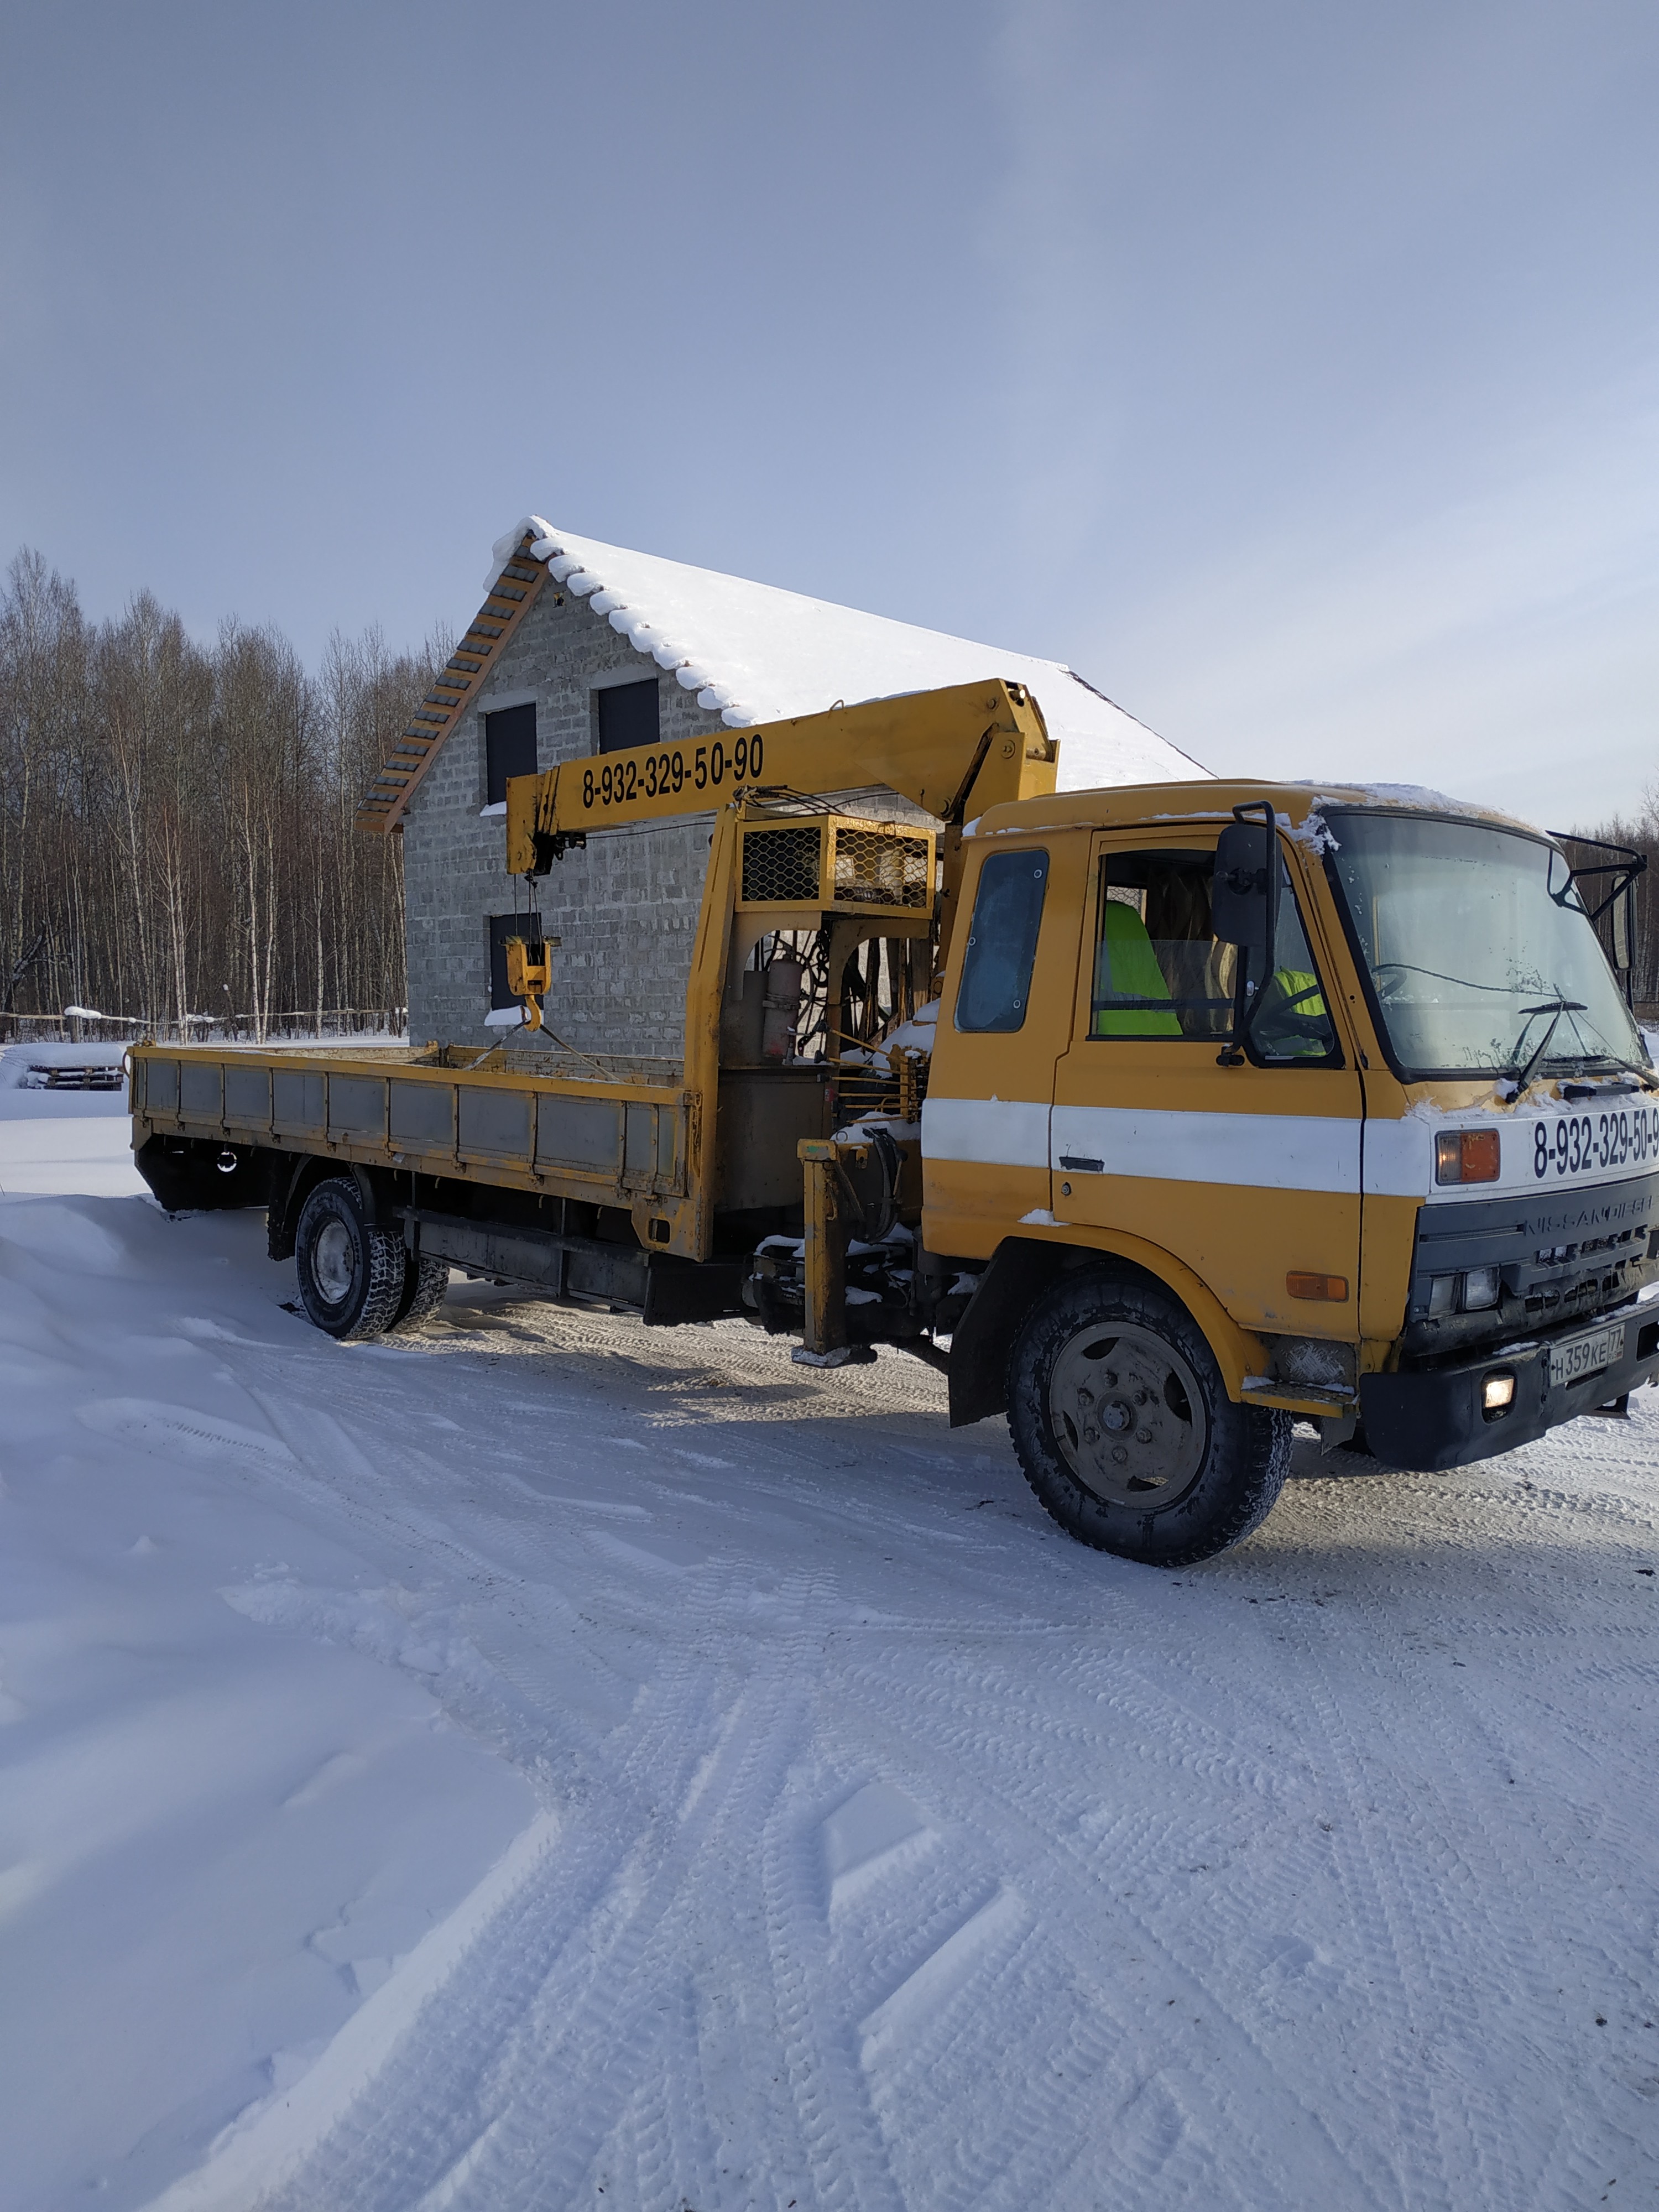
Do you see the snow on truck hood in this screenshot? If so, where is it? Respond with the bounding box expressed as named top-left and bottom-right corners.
top-left (488, 517), bottom-right (1211, 795)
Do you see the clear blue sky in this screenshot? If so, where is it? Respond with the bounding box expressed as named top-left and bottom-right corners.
top-left (3, 1), bottom-right (1655, 826)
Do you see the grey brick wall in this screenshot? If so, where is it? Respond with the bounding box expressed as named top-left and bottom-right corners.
top-left (402, 583), bottom-right (728, 1056)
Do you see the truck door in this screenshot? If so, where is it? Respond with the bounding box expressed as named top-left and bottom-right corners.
top-left (923, 830), bottom-right (1088, 1255)
top-left (1051, 831), bottom-right (1363, 1342)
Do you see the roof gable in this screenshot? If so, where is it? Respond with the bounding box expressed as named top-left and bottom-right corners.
top-left (356, 547), bottom-right (548, 830)
top-left (357, 519), bottom-right (1208, 830)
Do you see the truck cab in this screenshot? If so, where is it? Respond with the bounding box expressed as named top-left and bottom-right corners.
top-left (908, 781), bottom-right (1659, 1561)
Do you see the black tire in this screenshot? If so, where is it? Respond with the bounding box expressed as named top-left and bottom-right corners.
top-left (388, 1253), bottom-right (450, 1333)
top-left (1008, 1269), bottom-right (1290, 1566)
top-left (293, 1177), bottom-right (406, 1340)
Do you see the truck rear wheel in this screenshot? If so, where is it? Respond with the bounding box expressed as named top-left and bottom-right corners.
top-left (294, 1177), bottom-right (406, 1341)
top-left (389, 1253), bottom-right (450, 1333)
top-left (1007, 1271), bottom-right (1290, 1565)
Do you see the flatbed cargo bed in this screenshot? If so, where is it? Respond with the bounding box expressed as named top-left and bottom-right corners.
top-left (131, 1039), bottom-right (690, 1223)
top-left (127, 1023), bottom-right (843, 1292)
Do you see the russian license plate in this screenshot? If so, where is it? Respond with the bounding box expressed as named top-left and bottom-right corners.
top-left (1547, 1319), bottom-right (1626, 1390)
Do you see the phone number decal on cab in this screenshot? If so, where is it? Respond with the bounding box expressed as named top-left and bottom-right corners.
top-left (1533, 1104), bottom-right (1659, 1180)
top-left (580, 732), bottom-right (766, 814)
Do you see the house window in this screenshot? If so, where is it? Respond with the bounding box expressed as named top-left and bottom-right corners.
top-left (484, 703), bottom-right (537, 806)
top-left (594, 677), bottom-right (660, 754)
top-left (488, 911), bottom-right (544, 1010)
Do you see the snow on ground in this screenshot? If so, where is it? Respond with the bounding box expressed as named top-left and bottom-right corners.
top-left (0, 1061), bottom-right (147, 1198)
top-left (3, 1089), bottom-right (1658, 2211)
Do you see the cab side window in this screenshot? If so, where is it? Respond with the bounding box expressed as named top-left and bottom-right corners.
top-left (956, 849), bottom-right (1050, 1032)
top-left (1091, 850), bottom-right (1234, 1037)
top-left (1253, 876), bottom-right (1340, 1062)
top-left (1089, 847), bottom-right (1339, 1063)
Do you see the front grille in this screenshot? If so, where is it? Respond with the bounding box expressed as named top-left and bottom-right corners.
top-left (1506, 1223), bottom-right (1651, 1298)
top-left (1401, 1174), bottom-right (1659, 1355)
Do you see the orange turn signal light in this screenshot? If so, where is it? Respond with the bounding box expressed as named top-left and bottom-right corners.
top-left (1287, 1272), bottom-right (1349, 1302)
top-left (1434, 1128), bottom-right (1500, 1185)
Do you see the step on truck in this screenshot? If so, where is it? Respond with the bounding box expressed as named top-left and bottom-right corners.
top-left (131, 679), bottom-right (1659, 1564)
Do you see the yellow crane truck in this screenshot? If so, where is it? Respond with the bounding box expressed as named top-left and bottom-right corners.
top-left (129, 680), bottom-right (1659, 1565)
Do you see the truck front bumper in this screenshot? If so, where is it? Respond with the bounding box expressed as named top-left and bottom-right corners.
top-left (1360, 1303), bottom-right (1659, 1471)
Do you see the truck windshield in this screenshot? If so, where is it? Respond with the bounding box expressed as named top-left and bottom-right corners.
top-left (1323, 809), bottom-right (1647, 1082)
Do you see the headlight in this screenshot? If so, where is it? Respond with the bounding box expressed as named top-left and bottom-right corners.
top-left (1462, 1266), bottom-right (1501, 1311)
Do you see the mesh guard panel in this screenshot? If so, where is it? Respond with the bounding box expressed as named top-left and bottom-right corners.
top-left (741, 825), bottom-right (823, 904)
top-left (831, 828), bottom-right (932, 909)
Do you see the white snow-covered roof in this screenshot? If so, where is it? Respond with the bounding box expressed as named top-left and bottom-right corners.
top-left (491, 518), bottom-right (1209, 794)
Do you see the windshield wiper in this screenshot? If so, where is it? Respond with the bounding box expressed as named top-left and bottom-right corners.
top-left (1510, 999), bottom-right (1587, 1093)
top-left (1554, 1052), bottom-right (1659, 1093)
top-left (1607, 1057), bottom-right (1659, 1089)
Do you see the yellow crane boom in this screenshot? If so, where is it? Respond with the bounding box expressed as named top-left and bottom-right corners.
top-left (504, 677), bottom-right (1060, 879)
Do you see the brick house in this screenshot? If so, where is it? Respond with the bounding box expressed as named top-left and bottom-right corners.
top-left (357, 519), bottom-right (1209, 1052)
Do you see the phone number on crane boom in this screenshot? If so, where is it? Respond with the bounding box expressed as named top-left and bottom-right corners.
top-left (579, 732), bottom-right (766, 814)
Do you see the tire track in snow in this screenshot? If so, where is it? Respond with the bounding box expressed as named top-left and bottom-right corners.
top-left (1280, 1480), bottom-right (1659, 2204)
top-left (1255, 1473), bottom-right (1659, 2208)
top-left (234, 1326), bottom-right (1367, 2206)
top-left (815, 1624), bottom-right (1386, 2211)
top-left (245, 1642), bottom-right (739, 2206)
top-left (135, 1281), bottom-right (1659, 2210)
top-left (756, 1796), bottom-right (907, 2212)
top-left (411, 1656), bottom-right (818, 2205)
top-left (242, 1558), bottom-right (859, 2209)
top-left (1263, 1611), bottom-right (1480, 2207)
top-left (184, 1344), bottom-right (821, 2204)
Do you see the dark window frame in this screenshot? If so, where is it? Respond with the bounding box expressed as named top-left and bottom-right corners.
top-left (483, 702), bottom-right (538, 807)
top-left (592, 677), bottom-right (661, 755)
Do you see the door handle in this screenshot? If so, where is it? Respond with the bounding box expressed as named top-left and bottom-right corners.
top-left (1057, 1154), bottom-right (1105, 1173)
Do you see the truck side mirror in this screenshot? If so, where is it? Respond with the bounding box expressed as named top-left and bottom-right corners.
top-left (1613, 882), bottom-right (1633, 973)
top-left (1212, 820), bottom-right (1273, 954)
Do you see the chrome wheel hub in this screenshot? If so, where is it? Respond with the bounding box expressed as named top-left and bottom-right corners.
top-left (1048, 1319), bottom-right (1207, 1509)
top-left (313, 1217), bottom-right (357, 1304)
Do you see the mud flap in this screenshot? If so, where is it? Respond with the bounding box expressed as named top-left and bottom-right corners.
top-left (947, 1238), bottom-right (1065, 1428)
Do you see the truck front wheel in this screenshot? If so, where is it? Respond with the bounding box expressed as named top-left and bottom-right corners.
top-left (294, 1177), bottom-right (407, 1340)
top-left (1008, 1271), bottom-right (1289, 1565)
